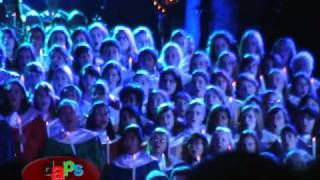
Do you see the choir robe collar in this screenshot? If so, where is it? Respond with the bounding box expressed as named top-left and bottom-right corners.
top-left (7, 108), bottom-right (40, 128)
top-left (113, 151), bottom-right (157, 169)
top-left (53, 128), bottom-right (98, 145)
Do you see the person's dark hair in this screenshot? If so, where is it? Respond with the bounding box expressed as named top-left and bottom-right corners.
top-left (159, 66), bottom-right (183, 98)
top-left (68, 10), bottom-right (88, 28)
top-left (99, 38), bottom-right (121, 58)
top-left (206, 104), bottom-right (232, 134)
top-left (182, 133), bottom-right (209, 164)
top-left (266, 105), bottom-right (290, 132)
top-left (119, 83), bottom-right (144, 110)
top-left (79, 64), bottom-right (100, 92)
top-left (72, 42), bottom-right (94, 74)
top-left (170, 166), bottom-right (191, 179)
top-left (291, 72), bottom-right (312, 97)
top-left (101, 60), bottom-right (122, 86)
top-left (2, 80), bottom-right (30, 116)
top-left (137, 47), bottom-right (158, 70)
top-left (119, 105), bottom-right (143, 135)
top-left (71, 27), bottom-right (90, 44)
top-left (33, 81), bottom-right (58, 118)
top-left (13, 43), bottom-right (37, 73)
top-left (237, 129), bottom-right (261, 154)
top-left (86, 101), bottom-right (116, 140)
top-left (121, 123), bottom-right (144, 150)
top-left (210, 69), bottom-right (233, 96)
top-left (146, 89), bottom-right (170, 120)
top-left (60, 85), bottom-right (82, 102)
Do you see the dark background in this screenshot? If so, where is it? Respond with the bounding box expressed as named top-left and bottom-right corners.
top-left (21, 0), bottom-right (320, 76)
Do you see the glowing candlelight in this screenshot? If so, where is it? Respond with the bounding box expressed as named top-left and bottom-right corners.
top-left (228, 97), bottom-right (233, 103)
top-left (196, 155), bottom-right (201, 163)
top-left (17, 117), bottom-right (24, 153)
top-left (132, 153), bottom-right (137, 180)
top-left (311, 78), bottom-right (315, 84)
top-left (106, 136), bottom-right (110, 165)
top-left (201, 128), bottom-right (206, 135)
top-left (312, 137), bottom-right (317, 159)
top-left (46, 121), bottom-right (50, 137)
top-left (129, 57), bottom-right (133, 70)
top-left (282, 67), bottom-right (287, 73)
top-left (66, 131), bottom-right (76, 155)
top-left (232, 81), bottom-right (236, 89)
top-left (12, 12), bottom-right (17, 28)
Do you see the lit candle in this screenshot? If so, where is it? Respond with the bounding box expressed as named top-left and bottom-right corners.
top-left (228, 97), bottom-right (233, 103)
top-left (129, 57), bottom-right (133, 70)
top-left (46, 121), bottom-right (50, 137)
top-left (106, 136), bottom-right (110, 165)
top-left (132, 153), bottom-right (137, 180)
top-left (66, 131), bottom-right (76, 155)
top-left (282, 67), bottom-right (287, 73)
top-left (312, 137), bottom-right (317, 159)
top-left (12, 12), bottom-right (17, 28)
top-left (17, 117), bottom-right (24, 153)
top-left (232, 81), bottom-right (236, 95)
top-left (196, 155), bottom-right (201, 163)
top-left (201, 128), bottom-right (206, 135)
top-left (311, 78), bottom-right (315, 84)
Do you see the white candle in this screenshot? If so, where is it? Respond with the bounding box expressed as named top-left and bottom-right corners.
top-left (46, 121), bottom-right (50, 137)
top-left (106, 136), bottom-right (110, 165)
top-left (312, 137), bottom-right (317, 159)
top-left (129, 57), bottom-right (133, 70)
top-left (196, 155), bottom-right (201, 163)
top-left (201, 128), bottom-right (206, 135)
top-left (132, 153), bottom-right (137, 180)
top-left (17, 117), bottom-right (24, 153)
top-left (228, 97), bottom-right (233, 103)
top-left (66, 131), bottom-right (76, 155)
top-left (12, 12), bottom-right (17, 28)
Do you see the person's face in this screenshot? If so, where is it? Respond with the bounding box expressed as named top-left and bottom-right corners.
top-left (105, 68), bottom-right (120, 86)
top-left (217, 111), bottom-right (229, 127)
top-left (300, 114), bottom-right (316, 134)
top-left (30, 30), bottom-right (44, 50)
top-left (36, 88), bottom-right (51, 111)
top-left (205, 90), bottom-right (222, 108)
top-left (74, 33), bottom-right (88, 45)
top-left (191, 56), bottom-right (208, 72)
top-left (161, 74), bottom-right (177, 95)
top-left (78, 51), bottom-right (93, 68)
top-left (295, 78), bottom-right (309, 97)
top-left (140, 53), bottom-right (156, 72)
top-left (50, 51), bottom-right (66, 70)
top-left (219, 55), bottom-right (234, 76)
top-left (175, 98), bottom-right (188, 116)
top-left (242, 109), bottom-right (257, 131)
top-left (186, 104), bottom-right (205, 128)
top-left (136, 32), bottom-right (152, 50)
top-left (18, 49), bottom-right (33, 72)
top-left (53, 72), bottom-right (71, 94)
top-left (91, 86), bottom-right (106, 102)
top-left (51, 32), bottom-right (66, 47)
top-left (123, 132), bottom-right (140, 154)
top-left (277, 43), bottom-right (291, 65)
top-left (188, 138), bottom-right (204, 158)
top-left (212, 76), bottom-right (228, 93)
top-left (101, 45), bottom-right (120, 61)
top-left (116, 31), bottom-right (130, 52)
top-left (237, 80), bottom-right (257, 100)
top-left (192, 75), bottom-right (207, 97)
top-left (122, 94), bottom-right (139, 108)
top-left (271, 111), bottom-right (286, 134)
top-left (134, 75), bottom-right (150, 97)
top-left (121, 110), bottom-right (137, 127)
top-left (244, 62), bottom-right (259, 76)
top-left (213, 37), bottom-right (229, 58)
top-left (214, 131), bottom-right (230, 153)
top-left (1, 32), bottom-right (15, 52)
top-left (150, 133), bottom-right (168, 155)
top-left (94, 105), bottom-right (109, 130)
top-left (25, 71), bottom-right (44, 90)
top-left (173, 35), bottom-right (187, 54)
top-left (63, 89), bottom-right (79, 102)
top-left (244, 36), bottom-right (259, 54)
top-left (7, 83), bottom-right (24, 111)
top-left (281, 132), bottom-right (297, 151)
top-left (242, 136), bottom-right (257, 153)
top-left (82, 74), bottom-right (97, 92)
top-left (59, 105), bottom-right (78, 131)
top-left (90, 28), bottom-right (105, 52)
top-left (268, 73), bottom-right (284, 92)
top-left (159, 110), bottom-right (175, 131)
top-left (165, 47), bottom-right (180, 66)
